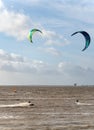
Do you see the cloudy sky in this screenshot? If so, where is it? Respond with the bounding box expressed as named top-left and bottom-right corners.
top-left (0, 0), bottom-right (94, 85)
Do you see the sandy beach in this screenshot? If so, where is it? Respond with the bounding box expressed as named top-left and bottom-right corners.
top-left (0, 86), bottom-right (94, 130)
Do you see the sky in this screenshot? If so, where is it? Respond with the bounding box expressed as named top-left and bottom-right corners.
top-left (0, 0), bottom-right (94, 85)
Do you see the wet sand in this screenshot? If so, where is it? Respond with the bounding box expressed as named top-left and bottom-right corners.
top-left (0, 85), bottom-right (94, 130)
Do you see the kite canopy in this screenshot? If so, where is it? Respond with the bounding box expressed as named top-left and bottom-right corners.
top-left (28, 29), bottom-right (42, 43)
top-left (71, 31), bottom-right (91, 51)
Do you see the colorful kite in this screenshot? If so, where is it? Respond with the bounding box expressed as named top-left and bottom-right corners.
top-left (71, 31), bottom-right (91, 51)
top-left (28, 29), bottom-right (42, 43)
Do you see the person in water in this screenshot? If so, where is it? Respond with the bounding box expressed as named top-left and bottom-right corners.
top-left (28, 101), bottom-right (34, 106)
top-left (76, 99), bottom-right (79, 103)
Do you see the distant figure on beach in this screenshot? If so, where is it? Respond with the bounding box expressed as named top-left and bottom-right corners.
top-left (11, 87), bottom-right (17, 93)
top-left (74, 83), bottom-right (77, 86)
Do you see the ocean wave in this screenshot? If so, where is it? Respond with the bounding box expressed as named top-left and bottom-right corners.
top-left (0, 102), bottom-right (31, 108)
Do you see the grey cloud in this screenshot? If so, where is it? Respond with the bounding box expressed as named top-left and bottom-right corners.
top-left (0, 49), bottom-right (48, 73)
top-left (58, 62), bottom-right (94, 85)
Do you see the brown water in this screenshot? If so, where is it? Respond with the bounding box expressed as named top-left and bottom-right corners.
top-left (0, 86), bottom-right (94, 130)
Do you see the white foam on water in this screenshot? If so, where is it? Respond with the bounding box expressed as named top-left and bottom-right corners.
top-left (22, 112), bottom-right (94, 116)
top-left (0, 113), bottom-right (22, 119)
top-left (75, 102), bottom-right (92, 106)
top-left (0, 115), bottom-right (20, 119)
top-left (0, 102), bottom-right (30, 108)
top-left (13, 98), bottom-right (75, 100)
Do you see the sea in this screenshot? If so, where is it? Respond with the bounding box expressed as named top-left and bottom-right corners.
top-left (0, 85), bottom-right (94, 130)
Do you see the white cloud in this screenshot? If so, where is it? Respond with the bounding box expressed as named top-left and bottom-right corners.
top-left (58, 61), bottom-right (94, 85)
top-left (0, 10), bottom-right (30, 40)
top-left (0, 0), bottom-right (4, 9)
top-left (14, 0), bottom-right (41, 4)
top-left (0, 49), bottom-right (48, 73)
top-left (0, 0), bottom-right (70, 46)
top-left (38, 47), bottom-right (61, 56)
top-left (0, 49), bottom-right (94, 85)
top-left (42, 29), bottom-right (70, 46)
top-left (52, 0), bottom-right (94, 26)
top-left (0, 0), bottom-right (34, 40)
top-left (45, 47), bottom-right (61, 56)
top-left (8, 0), bottom-right (94, 27)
